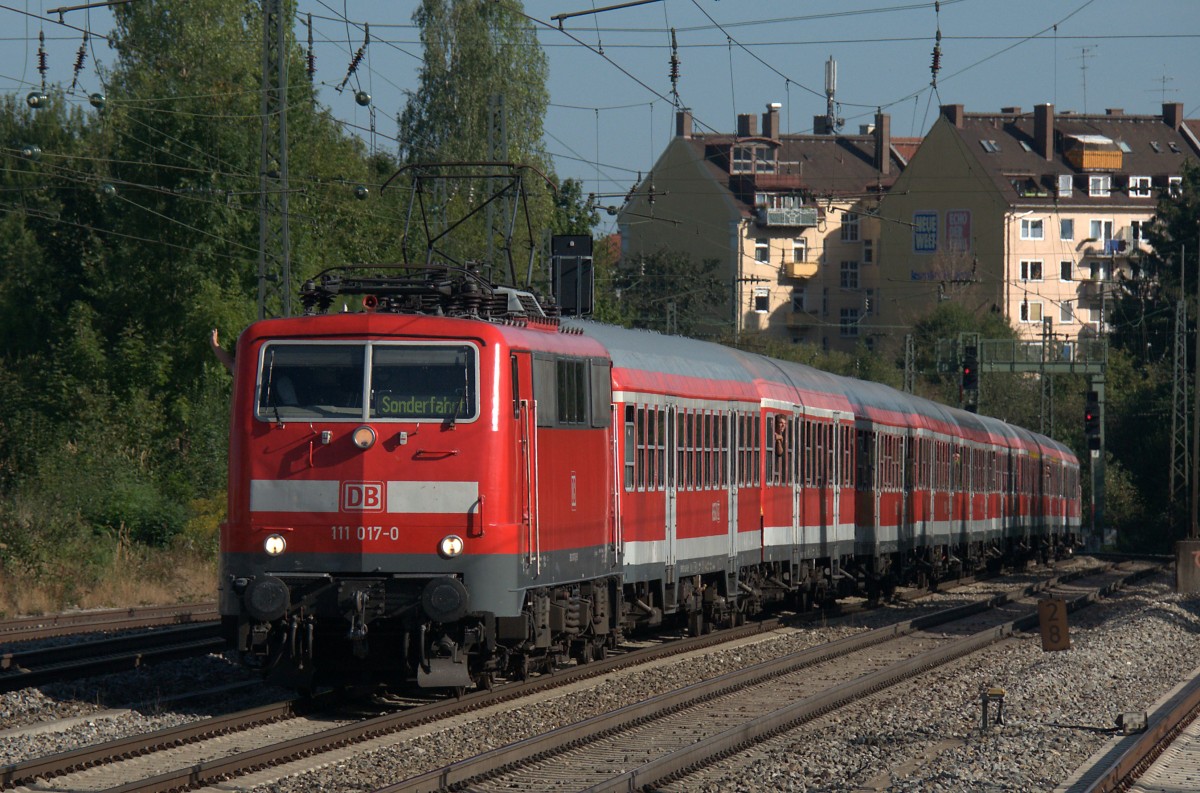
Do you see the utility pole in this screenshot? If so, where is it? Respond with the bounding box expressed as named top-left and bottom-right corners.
top-left (1192, 239), bottom-right (1200, 538)
top-left (903, 334), bottom-right (915, 393)
top-left (257, 0), bottom-right (291, 319)
top-left (1171, 245), bottom-right (1188, 509)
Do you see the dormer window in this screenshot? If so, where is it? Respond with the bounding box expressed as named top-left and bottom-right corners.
top-left (1089, 175), bottom-right (1111, 197)
top-left (731, 144), bottom-right (776, 175)
top-left (1057, 174), bottom-right (1073, 198)
top-left (1129, 176), bottom-right (1152, 198)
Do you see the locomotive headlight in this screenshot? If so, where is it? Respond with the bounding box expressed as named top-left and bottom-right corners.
top-left (438, 534), bottom-right (464, 559)
top-left (352, 425), bottom-right (377, 449)
top-left (264, 533), bottom-right (287, 556)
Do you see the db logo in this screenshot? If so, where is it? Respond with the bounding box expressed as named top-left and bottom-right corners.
top-left (341, 481), bottom-right (385, 512)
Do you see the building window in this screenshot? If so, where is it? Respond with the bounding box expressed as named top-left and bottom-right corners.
top-left (1060, 299), bottom-right (1074, 324)
top-left (863, 239), bottom-right (874, 263)
top-left (755, 238), bottom-right (769, 263)
top-left (1057, 174), bottom-right (1073, 197)
top-left (863, 289), bottom-right (875, 316)
top-left (733, 144), bottom-right (775, 175)
top-left (1088, 261), bottom-right (1113, 281)
top-left (1090, 219), bottom-right (1113, 242)
top-left (1089, 175), bottom-right (1111, 197)
top-left (1020, 260), bottom-right (1043, 282)
top-left (791, 288), bottom-right (807, 312)
top-left (840, 308), bottom-right (860, 337)
top-left (1169, 176), bottom-right (1183, 196)
top-left (732, 146), bottom-right (754, 174)
top-left (753, 287), bottom-right (769, 313)
top-left (841, 212), bottom-right (859, 242)
top-left (1019, 301), bottom-right (1044, 322)
top-left (1020, 218), bottom-right (1044, 240)
top-left (1060, 218), bottom-right (1074, 241)
top-left (1129, 176), bottom-right (1152, 198)
top-left (840, 260), bottom-right (859, 289)
top-left (1060, 261), bottom-right (1074, 282)
top-left (1131, 220), bottom-right (1148, 242)
top-left (792, 238), bottom-right (807, 263)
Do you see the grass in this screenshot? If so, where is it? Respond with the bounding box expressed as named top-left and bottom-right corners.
top-left (0, 541), bottom-right (217, 618)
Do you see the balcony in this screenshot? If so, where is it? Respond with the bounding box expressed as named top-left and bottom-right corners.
top-left (1080, 239), bottom-right (1133, 258)
top-left (785, 310), bottom-right (820, 329)
top-left (783, 260), bottom-right (818, 279)
top-left (756, 206), bottom-right (819, 228)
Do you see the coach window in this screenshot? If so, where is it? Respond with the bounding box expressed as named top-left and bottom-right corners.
top-left (843, 426), bottom-right (855, 488)
top-left (686, 410), bottom-right (696, 484)
top-left (636, 406), bottom-right (647, 489)
top-left (734, 415), bottom-right (744, 482)
top-left (623, 406), bottom-right (636, 490)
top-left (721, 414), bottom-right (730, 487)
top-left (654, 408), bottom-right (666, 490)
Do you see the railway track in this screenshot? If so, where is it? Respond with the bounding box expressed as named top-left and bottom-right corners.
top-left (1057, 660), bottom-right (1200, 792)
top-left (379, 562), bottom-right (1158, 793)
top-left (0, 602), bottom-right (218, 644)
top-left (0, 622), bottom-right (226, 693)
top-left (0, 561), bottom-right (1115, 793)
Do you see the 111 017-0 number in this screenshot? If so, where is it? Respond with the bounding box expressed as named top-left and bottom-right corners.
top-left (330, 525), bottom-right (401, 541)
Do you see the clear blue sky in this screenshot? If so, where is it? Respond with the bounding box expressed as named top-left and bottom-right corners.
top-left (2, 1), bottom-right (1197, 233)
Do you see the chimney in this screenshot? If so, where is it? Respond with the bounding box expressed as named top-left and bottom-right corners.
top-left (737, 113), bottom-right (757, 137)
top-left (762, 102), bottom-right (781, 140)
top-left (1034, 103), bottom-right (1054, 160)
top-left (676, 108), bottom-right (693, 139)
top-left (941, 104), bottom-right (964, 128)
top-left (813, 115), bottom-right (830, 135)
top-left (874, 112), bottom-right (891, 176)
top-left (1164, 102), bottom-right (1184, 131)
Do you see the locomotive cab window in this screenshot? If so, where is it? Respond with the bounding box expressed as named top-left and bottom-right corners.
top-left (257, 344), bottom-right (364, 420)
top-left (255, 342), bottom-right (478, 422)
top-left (370, 344), bottom-right (477, 421)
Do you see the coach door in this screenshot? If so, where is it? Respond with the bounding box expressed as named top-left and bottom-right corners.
top-left (790, 407), bottom-right (801, 554)
top-left (665, 404), bottom-right (678, 574)
top-left (830, 412), bottom-right (844, 543)
top-left (513, 353), bottom-right (540, 576)
top-left (728, 408), bottom-right (740, 565)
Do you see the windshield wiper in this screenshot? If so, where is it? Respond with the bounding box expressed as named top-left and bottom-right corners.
top-left (264, 350), bottom-right (282, 426)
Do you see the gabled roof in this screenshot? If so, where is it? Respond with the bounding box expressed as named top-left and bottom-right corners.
top-left (938, 103), bottom-right (1198, 207)
top-left (673, 131), bottom-right (909, 217)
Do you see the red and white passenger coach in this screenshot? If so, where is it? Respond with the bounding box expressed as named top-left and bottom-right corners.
top-left (219, 267), bottom-right (1081, 690)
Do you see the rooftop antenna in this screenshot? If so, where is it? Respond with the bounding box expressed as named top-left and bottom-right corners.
top-left (824, 56), bottom-right (843, 133)
top-left (1149, 69), bottom-right (1177, 104)
top-left (669, 28), bottom-right (681, 108)
top-left (1075, 45), bottom-right (1096, 114)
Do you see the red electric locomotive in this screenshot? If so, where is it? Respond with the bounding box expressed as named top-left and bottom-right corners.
top-left (219, 266), bottom-right (1081, 691)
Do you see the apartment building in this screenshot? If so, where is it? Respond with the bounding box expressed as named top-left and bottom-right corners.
top-left (875, 103), bottom-right (1199, 350)
top-left (618, 104), bottom-right (916, 350)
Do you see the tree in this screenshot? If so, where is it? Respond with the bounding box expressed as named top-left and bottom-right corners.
top-left (398, 0), bottom-right (548, 167)
top-left (607, 251), bottom-right (725, 337)
top-left (1109, 161), bottom-right (1200, 364)
top-left (395, 0), bottom-right (588, 282)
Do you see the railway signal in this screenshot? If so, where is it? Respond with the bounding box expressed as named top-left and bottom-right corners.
top-left (962, 346), bottom-right (979, 392)
top-left (1085, 391), bottom-right (1100, 450)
